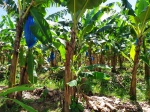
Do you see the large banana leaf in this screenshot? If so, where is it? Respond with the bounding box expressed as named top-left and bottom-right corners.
top-left (130, 5), bottom-right (150, 37)
top-left (33, 0), bottom-right (50, 7)
top-left (84, 7), bottom-right (99, 25)
top-left (6, 15), bottom-right (15, 29)
top-left (79, 71), bottom-right (110, 80)
top-left (0, 85), bottom-right (37, 112)
top-left (140, 55), bottom-right (150, 67)
top-left (12, 99), bottom-right (37, 112)
top-left (54, 0), bottom-right (106, 23)
top-left (0, 85), bottom-right (34, 96)
top-left (58, 44), bottom-right (66, 60)
top-left (139, 5), bottom-right (150, 25)
top-left (52, 40), bottom-right (66, 60)
top-left (67, 0), bottom-right (106, 13)
top-left (129, 15), bottom-right (140, 24)
top-left (82, 3), bottom-right (115, 36)
top-left (30, 7), bottom-right (52, 45)
top-left (135, 0), bottom-right (149, 16)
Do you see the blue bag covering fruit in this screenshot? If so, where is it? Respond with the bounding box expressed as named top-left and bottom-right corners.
top-left (91, 56), bottom-right (94, 61)
top-left (86, 51), bottom-right (88, 56)
top-left (47, 52), bottom-right (55, 62)
top-left (24, 15), bottom-right (37, 48)
top-left (50, 52), bottom-right (55, 60)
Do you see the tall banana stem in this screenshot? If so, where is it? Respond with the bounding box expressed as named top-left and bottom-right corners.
top-left (8, 1), bottom-right (34, 103)
top-left (130, 37), bottom-right (142, 101)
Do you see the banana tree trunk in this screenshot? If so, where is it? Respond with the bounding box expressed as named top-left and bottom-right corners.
top-left (130, 37), bottom-right (142, 101)
top-left (111, 52), bottom-right (117, 73)
top-left (64, 29), bottom-right (76, 112)
top-left (78, 54), bottom-right (81, 67)
top-left (99, 53), bottom-right (105, 72)
top-left (7, 17), bottom-right (23, 106)
top-left (119, 54), bottom-right (123, 69)
top-left (9, 17), bottom-right (23, 88)
top-left (8, 17), bottom-right (23, 91)
top-left (16, 62), bottom-right (28, 100)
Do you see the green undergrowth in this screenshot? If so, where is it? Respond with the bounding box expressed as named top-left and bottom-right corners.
top-left (91, 69), bottom-right (147, 102)
top-left (0, 65), bottom-right (148, 112)
top-left (37, 71), bottom-right (64, 90)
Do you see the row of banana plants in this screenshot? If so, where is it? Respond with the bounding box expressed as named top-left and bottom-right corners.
top-left (0, 0), bottom-right (150, 112)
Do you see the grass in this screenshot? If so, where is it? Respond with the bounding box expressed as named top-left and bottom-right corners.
top-left (88, 67), bottom-right (147, 102)
top-left (0, 81), bottom-right (7, 86)
top-left (37, 72), bottom-right (64, 90)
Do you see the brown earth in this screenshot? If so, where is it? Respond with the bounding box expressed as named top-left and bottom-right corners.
top-left (0, 86), bottom-right (150, 112)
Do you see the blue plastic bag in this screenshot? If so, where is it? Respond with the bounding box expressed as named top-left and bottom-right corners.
top-left (47, 58), bottom-right (51, 62)
top-left (86, 51), bottom-right (88, 57)
top-left (24, 15), bottom-right (37, 48)
top-left (47, 52), bottom-right (55, 62)
top-left (91, 56), bottom-right (94, 61)
top-left (50, 52), bottom-right (55, 61)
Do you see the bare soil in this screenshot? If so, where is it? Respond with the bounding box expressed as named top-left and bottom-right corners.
top-left (0, 86), bottom-right (150, 112)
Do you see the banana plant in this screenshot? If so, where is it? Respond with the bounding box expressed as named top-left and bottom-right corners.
top-left (0, 15), bottom-right (15, 65)
top-left (1, 0), bottom-right (33, 91)
top-left (77, 3), bottom-right (115, 66)
top-left (122, 0), bottom-right (150, 100)
top-left (81, 8), bottom-right (130, 73)
top-left (99, 14), bottom-right (130, 72)
top-left (53, 0), bottom-right (107, 111)
top-left (1, 0), bottom-right (53, 103)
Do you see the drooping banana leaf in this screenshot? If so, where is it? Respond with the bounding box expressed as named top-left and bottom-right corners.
top-left (30, 7), bottom-right (52, 45)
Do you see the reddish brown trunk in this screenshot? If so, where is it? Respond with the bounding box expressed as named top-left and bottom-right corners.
top-left (64, 29), bottom-right (76, 112)
top-left (9, 18), bottom-right (23, 88)
top-left (99, 53), bottom-right (105, 72)
top-left (78, 54), bottom-right (81, 67)
top-left (7, 17), bottom-right (23, 106)
top-left (130, 37), bottom-right (142, 101)
top-left (111, 53), bottom-right (117, 73)
top-left (119, 55), bottom-right (123, 69)
top-left (94, 54), bottom-right (98, 71)
top-left (8, 17), bottom-right (23, 100)
top-left (16, 62), bottom-right (28, 100)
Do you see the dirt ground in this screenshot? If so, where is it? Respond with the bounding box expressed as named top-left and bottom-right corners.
top-left (0, 86), bottom-right (150, 112)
